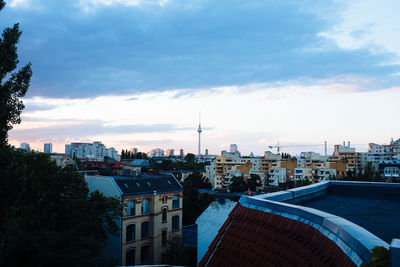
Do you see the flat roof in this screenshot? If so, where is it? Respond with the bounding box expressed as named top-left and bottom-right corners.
top-left (295, 183), bottom-right (400, 243)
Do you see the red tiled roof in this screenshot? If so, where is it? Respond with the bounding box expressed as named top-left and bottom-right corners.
top-left (199, 203), bottom-right (356, 267)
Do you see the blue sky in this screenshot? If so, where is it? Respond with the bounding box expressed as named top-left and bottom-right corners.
top-left (3, 0), bottom-right (400, 154)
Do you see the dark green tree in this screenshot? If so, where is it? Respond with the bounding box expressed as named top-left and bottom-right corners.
top-left (248, 174), bottom-right (262, 191)
top-left (163, 237), bottom-right (196, 267)
top-left (0, 147), bottom-right (122, 266)
top-left (0, 0), bottom-right (32, 146)
top-left (360, 246), bottom-right (389, 267)
top-left (229, 176), bottom-right (247, 193)
top-left (182, 172), bottom-right (212, 225)
top-left (185, 153), bottom-right (195, 162)
top-left (296, 177), bottom-right (312, 187)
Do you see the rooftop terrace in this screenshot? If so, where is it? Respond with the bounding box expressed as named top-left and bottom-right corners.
top-left (292, 183), bottom-right (400, 243)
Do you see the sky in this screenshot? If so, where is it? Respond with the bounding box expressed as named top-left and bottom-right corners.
top-left (2, 0), bottom-right (400, 155)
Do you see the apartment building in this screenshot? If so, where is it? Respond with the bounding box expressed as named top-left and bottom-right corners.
top-left (261, 151), bottom-right (281, 186)
top-left (65, 141), bottom-right (118, 161)
top-left (84, 174), bottom-right (183, 265)
top-left (331, 142), bottom-right (361, 171)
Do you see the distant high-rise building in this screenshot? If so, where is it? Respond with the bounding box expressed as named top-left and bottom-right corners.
top-left (180, 149), bottom-right (184, 158)
top-left (205, 149), bottom-right (209, 156)
top-left (230, 144), bottom-right (238, 153)
top-left (166, 149), bottom-right (174, 157)
top-left (150, 148), bottom-right (164, 157)
top-left (130, 147), bottom-right (138, 155)
top-left (20, 142), bottom-right (30, 151)
top-left (44, 143), bottom-right (52, 154)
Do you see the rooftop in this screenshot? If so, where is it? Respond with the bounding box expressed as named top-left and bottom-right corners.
top-left (114, 174), bottom-right (182, 197)
top-left (293, 183), bottom-right (400, 243)
top-left (198, 181), bottom-right (400, 266)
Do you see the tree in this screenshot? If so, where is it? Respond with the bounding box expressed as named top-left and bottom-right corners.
top-left (296, 177), bottom-right (312, 187)
top-left (360, 246), bottom-right (389, 267)
top-left (0, 0), bottom-right (32, 145)
top-left (182, 172), bottom-right (212, 225)
top-left (229, 176), bottom-right (247, 193)
top-left (0, 147), bottom-right (122, 266)
top-left (0, 4), bottom-right (122, 264)
top-left (248, 174), bottom-right (262, 191)
top-left (185, 153), bottom-right (195, 162)
top-left (163, 237), bottom-right (196, 267)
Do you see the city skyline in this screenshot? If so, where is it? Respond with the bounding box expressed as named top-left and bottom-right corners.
top-left (3, 0), bottom-right (400, 154)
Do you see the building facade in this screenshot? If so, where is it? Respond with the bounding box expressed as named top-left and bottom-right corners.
top-left (85, 174), bottom-right (183, 265)
top-left (44, 143), bottom-right (52, 154)
top-left (65, 141), bottom-right (118, 161)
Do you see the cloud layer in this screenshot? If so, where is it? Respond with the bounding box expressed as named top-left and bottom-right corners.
top-left (1, 0), bottom-right (399, 98)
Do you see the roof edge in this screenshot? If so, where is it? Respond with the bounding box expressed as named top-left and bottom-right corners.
top-left (239, 194), bottom-right (389, 265)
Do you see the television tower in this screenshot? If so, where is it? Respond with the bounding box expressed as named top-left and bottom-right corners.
top-left (197, 111), bottom-right (202, 156)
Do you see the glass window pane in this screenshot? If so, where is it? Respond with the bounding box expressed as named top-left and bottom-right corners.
top-left (126, 224), bottom-right (135, 242)
top-left (172, 216), bottom-right (179, 231)
top-left (127, 201), bottom-right (135, 217)
top-left (141, 245), bottom-right (149, 264)
top-left (141, 221), bottom-right (149, 238)
top-left (126, 249), bottom-right (135, 265)
top-left (141, 199), bottom-right (150, 214)
top-left (172, 196), bottom-right (179, 209)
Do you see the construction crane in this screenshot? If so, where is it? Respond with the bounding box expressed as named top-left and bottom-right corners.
top-left (268, 141), bottom-right (328, 155)
top-left (268, 141), bottom-right (281, 154)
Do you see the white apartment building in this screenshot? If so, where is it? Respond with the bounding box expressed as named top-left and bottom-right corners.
top-left (269, 167), bottom-right (286, 186)
top-left (294, 168), bottom-right (312, 181)
top-left (65, 142), bottom-right (118, 161)
top-left (317, 168), bottom-right (337, 181)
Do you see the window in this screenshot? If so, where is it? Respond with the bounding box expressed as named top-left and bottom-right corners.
top-left (162, 208), bottom-right (167, 223)
top-left (162, 230), bottom-right (167, 247)
top-left (172, 196), bottom-right (179, 209)
top-left (126, 201), bottom-right (135, 217)
top-left (172, 215), bottom-right (179, 231)
top-left (141, 221), bottom-right (149, 239)
top-left (126, 249), bottom-right (135, 266)
top-left (126, 224), bottom-right (135, 242)
top-left (141, 245), bottom-right (149, 264)
top-left (141, 199), bottom-right (150, 214)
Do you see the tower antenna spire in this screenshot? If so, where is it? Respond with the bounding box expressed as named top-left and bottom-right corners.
top-left (197, 110), bottom-right (202, 156)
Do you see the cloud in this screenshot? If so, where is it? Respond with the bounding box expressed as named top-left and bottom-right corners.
top-left (320, 0), bottom-right (400, 62)
top-left (8, 0), bottom-right (31, 8)
top-left (23, 102), bottom-right (57, 112)
top-left (10, 120), bottom-right (190, 140)
top-left (0, 0), bottom-right (398, 98)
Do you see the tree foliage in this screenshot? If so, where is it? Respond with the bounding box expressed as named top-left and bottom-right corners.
top-left (150, 158), bottom-right (206, 172)
top-left (360, 246), bottom-right (389, 267)
top-left (296, 177), bottom-right (312, 187)
top-left (341, 163), bottom-right (382, 182)
top-left (163, 237), bottom-right (196, 267)
top-left (182, 172), bottom-right (212, 225)
top-left (229, 176), bottom-right (247, 193)
top-left (229, 174), bottom-right (262, 193)
top-left (0, 1), bottom-right (32, 145)
top-left (0, 147), bottom-right (122, 266)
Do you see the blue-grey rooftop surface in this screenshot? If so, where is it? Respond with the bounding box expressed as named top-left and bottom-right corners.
top-left (113, 174), bottom-right (182, 197)
top-left (247, 181), bottom-right (400, 265)
top-left (294, 182), bottom-right (400, 243)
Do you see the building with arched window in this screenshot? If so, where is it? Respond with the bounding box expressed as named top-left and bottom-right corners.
top-left (85, 173), bottom-right (183, 266)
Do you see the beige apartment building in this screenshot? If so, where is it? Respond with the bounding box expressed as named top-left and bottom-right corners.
top-left (85, 174), bottom-right (183, 266)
